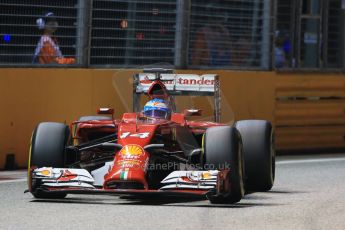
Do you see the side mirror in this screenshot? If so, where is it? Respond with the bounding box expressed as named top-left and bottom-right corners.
top-left (97, 108), bottom-right (114, 115)
top-left (183, 109), bottom-right (202, 117)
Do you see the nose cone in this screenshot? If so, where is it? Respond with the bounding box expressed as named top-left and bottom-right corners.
top-left (104, 144), bottom-right (149, 189)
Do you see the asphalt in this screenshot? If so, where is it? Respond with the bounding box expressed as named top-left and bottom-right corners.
top-left (0, 154), bottom-right (344, 230)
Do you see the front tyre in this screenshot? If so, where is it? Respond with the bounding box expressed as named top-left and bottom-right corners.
top-left (235, 120), bottom-right (275, 192)
top-left (28, 122), bottom-right (70, 199)
top-left (204, 126), bottom-right (245, 204)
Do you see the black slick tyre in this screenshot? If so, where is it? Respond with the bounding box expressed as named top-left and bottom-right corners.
top-left (235, 120), bottom-right (275, 192)
top-left (204, 126), bottom-right (245, 204)
top-left (28, 122), bottom-right (70, 199)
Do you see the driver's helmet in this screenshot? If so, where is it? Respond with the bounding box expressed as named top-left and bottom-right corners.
top-left (143, 98), bottom-right (170, 119)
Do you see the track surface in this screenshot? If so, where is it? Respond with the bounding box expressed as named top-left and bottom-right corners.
top-left (0, 154), bottom-right (344, 230)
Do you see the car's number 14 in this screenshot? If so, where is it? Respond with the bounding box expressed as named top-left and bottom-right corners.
top-left (120, 132), bottom-right (150, 139)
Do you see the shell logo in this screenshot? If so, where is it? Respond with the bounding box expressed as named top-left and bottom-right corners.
top-left (202, 172), bottom-right (212, 180)
top-left (120, 145), bottom-right (144, 156)
top-left (41, 169), bottom-right (51, 176)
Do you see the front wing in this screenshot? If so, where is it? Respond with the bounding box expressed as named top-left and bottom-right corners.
top-left (28, 167), bottom-right (232, 198)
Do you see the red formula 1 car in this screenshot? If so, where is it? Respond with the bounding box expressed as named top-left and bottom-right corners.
top-left (27, 68), bottom-right (275, 204)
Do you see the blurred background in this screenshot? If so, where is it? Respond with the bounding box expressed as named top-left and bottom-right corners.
top-left (0, 0), bottom-right (345, 169)
top-left (1, 0), bottom-right (344, 69)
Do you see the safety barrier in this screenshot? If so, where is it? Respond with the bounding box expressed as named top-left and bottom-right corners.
top-left (275, 75), bottom-right (345, 150)
top-left (0, 68), bottom-right (275, 169)
top-left (0, 69), bottom-right (344, 169)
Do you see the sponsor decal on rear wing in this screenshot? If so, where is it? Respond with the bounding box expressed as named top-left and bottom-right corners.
top-left (136, 74), bottom-right (218, 93)
top-left (133, 70), bottom-right (221, 122)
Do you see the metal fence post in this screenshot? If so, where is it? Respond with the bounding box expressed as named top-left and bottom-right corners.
top-left (342, 6), bottom-right (345, 70)
top-left (76, 0), bottom-right (92, 67)
top-left (261, 0), bottom-right (272, 69)
top-left (174, 0), bottom-right (191, 68)
top-left (249, 0), bottom-right (260, 66)
top-left (303, 0), bottom-right (321, 68)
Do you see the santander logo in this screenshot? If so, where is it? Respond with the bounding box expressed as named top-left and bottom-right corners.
top-left (139, 74), bottom-right (216, 86)
top-left (138, 74), bottom-right (217, 93)
top-left (177, 77), bottom-right (215, 85)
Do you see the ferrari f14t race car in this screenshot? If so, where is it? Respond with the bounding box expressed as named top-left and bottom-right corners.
top-left (27, 68), bottom-right (275, 204)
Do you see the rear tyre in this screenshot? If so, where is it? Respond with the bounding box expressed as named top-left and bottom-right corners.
top-left (29, 122), bottom-right (70, 199)
top-left (78, 116), bottom-right (111, 122)
top-left (235, 120), bottom-right (275, 192)
top-left (204, 126), bottom-right (245, 204)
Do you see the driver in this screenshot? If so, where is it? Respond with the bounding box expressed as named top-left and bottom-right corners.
top-left (143, 98), bottom-right (171, 120)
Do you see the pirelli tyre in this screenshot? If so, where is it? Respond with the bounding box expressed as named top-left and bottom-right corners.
top-left (28, 122), bottom-right (70, 199)
top-left (78, 116), bottom-right (112, 121)
top-left (204, 126), bottom-right (245, 204)
top-left (235, 120), bottom-right (275, 192)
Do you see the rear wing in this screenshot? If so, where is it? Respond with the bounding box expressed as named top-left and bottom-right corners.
top-left (133, 68), bottom-right (221, 122)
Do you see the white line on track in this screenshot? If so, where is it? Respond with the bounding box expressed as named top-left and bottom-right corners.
top-left (277, 157), bottom-right (345, 165)
top-left (0, 178), bottom-right (26, 184)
